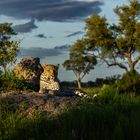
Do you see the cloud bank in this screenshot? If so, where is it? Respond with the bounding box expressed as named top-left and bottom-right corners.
top-left (13, 19), bottom-right (38, 33)
top-left (20, 45), bottom-right (71, 59)
top-left (21, 47), bottom-right (61, 59)
top-left (0, 0), bottom-right (103, 22)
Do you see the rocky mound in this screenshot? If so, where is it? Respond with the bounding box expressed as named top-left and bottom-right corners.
top-left (0, 91), bottom-right (79, 117)
top-left (13, 57), bottom-right (43, 91)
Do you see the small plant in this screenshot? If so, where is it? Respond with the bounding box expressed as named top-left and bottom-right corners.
top-left (0, 70), bottom-right (29, 91)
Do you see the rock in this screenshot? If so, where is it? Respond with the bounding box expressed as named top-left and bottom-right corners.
top-left (13, 57), bottom-right (43, 90)
top-left (75, 89), bottom-right (87, 97)
top-left (0, 91), bottom-right (78, 117)
top-left (39, 64), bottom-right (60, 94)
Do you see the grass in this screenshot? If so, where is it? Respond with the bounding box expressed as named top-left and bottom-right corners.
top-left (82, 87), bottom-right (99, 96)
top-left (1, 88), bottom-right (140, 140)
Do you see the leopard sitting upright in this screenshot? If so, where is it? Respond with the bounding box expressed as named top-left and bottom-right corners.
top-left (39, 64), bottom-right (60, 94)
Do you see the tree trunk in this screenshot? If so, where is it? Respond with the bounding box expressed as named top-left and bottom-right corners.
top-left (77, 79), bottom-right (81, 89)
top-left (130, 63), bottom-right (135, 73)
top-left (3, 64), bottom-right (7, 75)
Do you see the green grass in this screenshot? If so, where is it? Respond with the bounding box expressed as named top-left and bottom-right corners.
top-left (1, 89), bottom-right (140, 140)
top-left (82, 87), bottom-right (99, 95)
top-left (0, 70), bottom-right (29, 92)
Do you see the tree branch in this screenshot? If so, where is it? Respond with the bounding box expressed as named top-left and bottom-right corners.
top-left (73, 70), bottom-right (78, 78)
top-left (133, 55), bottom-right (140, 66)
top-left (103, 58), bottom-right (128, 72)
top-left (81, 63), bottom-right (91, 80)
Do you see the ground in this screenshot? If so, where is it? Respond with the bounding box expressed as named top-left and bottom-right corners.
top-left (0, 91), bottom-right (79, 117)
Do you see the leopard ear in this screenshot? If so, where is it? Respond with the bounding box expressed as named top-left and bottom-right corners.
top-left (56, 64), bottom-right (60, 70)
top-left (43, 64), bottom-right (47, 68)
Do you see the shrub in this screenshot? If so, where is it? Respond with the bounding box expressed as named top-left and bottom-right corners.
top-left (116, 71), bottom-right (140, 94)
top-left (0, 70), bottom-right (29, 91)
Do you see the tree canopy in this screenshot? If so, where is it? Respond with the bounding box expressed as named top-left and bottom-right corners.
top-left (85, 0), bottom-right (140, 73)
top-left (63, 39), bottom-right (97, 88)
top-left (0, 23), bottom-right (19, 72)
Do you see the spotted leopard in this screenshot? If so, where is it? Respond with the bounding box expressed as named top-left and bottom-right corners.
top-left (39, 64), bottom-right (60, 94)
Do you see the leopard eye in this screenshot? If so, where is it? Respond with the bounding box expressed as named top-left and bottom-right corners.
top-left (51, 75), bottom-right (54, 80)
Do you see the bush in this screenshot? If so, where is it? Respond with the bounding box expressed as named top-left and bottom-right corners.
top-left (116, 71), bottom-right (140, 94)
top-left (0, 70), bottom-right (29, 91)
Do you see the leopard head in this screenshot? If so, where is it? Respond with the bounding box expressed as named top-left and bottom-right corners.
top-left (42, 64), bottom-right (59, 81)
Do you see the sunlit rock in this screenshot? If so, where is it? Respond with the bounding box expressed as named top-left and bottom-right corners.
top-left (13, 57), bottom-right (43, 90)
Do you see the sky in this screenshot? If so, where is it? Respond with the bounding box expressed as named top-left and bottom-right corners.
top-left (0, 0), bottom-right (129, 81)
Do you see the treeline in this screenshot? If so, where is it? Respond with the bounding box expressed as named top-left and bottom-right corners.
top-left (60, 75), bottom-right (120, 89)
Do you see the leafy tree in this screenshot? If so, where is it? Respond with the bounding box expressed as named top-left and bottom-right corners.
top-left (63, 39), bottom-right (97, 89)
top-left (0, 23), bottom-right (19, 73)
top-left (85, 0), bottom-right (140, 73)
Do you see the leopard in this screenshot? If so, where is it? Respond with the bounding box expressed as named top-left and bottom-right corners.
top-left (39, 64), bottom-right (60, 94)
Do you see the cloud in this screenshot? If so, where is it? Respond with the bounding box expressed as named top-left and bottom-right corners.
top-left (35, 34), bottom-right (47, 39)
top-left (0, 0), bottom-right (103, 22)
top-left (20, 47), bottom-right (63, 59)
top-left (20, 44), bottom-right (72, 59)
top-left (66, 31), bottom-right (84, 37)
top-left (13, 19), bottom-right (38, 33)
top-left (54, 44), bottom-right (71, 50)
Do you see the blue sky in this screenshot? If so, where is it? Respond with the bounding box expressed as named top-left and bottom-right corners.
top-left (0, 0), bottom-right (128, 81)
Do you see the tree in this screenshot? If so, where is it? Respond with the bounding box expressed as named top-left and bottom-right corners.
top-left (85, 0), bottom-right (140, 73)
top-left (63, 39), bottom-right (97, 89)
top-left (0, 23), bottom-right (19, 73)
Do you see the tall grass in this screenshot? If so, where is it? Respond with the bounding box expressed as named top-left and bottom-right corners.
top-left (1, 90), bottom-right (140, 140)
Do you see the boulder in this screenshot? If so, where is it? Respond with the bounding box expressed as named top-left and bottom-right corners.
top-left (13, 57), bottom-right (43, 90)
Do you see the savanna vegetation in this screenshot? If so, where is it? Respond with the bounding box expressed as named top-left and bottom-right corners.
top-left (1, 1), bottom-right (140, 140)
top-left (1, 86), bottom-right (140, 140)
